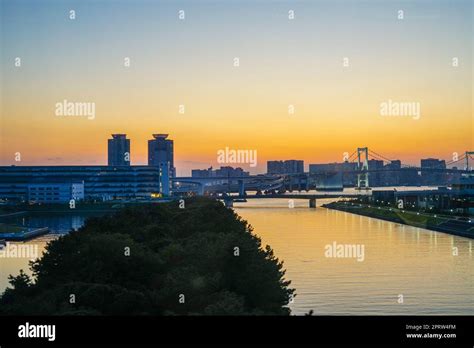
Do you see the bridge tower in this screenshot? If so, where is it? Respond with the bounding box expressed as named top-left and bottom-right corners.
top-left (356, 147), bottom-right (369, 189)
top-left (465, 151), bottom-right (474, 171)
top-left (238, 179), bottom-right (246, 196)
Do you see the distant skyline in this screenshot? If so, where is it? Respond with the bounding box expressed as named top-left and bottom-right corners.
top-left (1, 0), bottom-right (473, 176)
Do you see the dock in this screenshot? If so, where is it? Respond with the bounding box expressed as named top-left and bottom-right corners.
top-left (0, 227), bottom-right (50, 241)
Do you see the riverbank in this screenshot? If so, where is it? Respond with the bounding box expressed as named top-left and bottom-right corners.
top-left (2, 197), bottom-right (473, 315)
top-left (0, 200), bottom-right (175, 218)
top-left (323, 201), bottom-right (474, 239)
top-left (0, 225), bottom-right (49, 241)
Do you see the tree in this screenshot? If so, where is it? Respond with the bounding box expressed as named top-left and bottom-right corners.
top-left (0, 198), bottom-right (295, 315)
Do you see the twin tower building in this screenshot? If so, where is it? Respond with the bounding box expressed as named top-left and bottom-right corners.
top-left (0, 134), bottom-right (176, 202)
top-left (108, 134), bottom-right (175, 196)
top-left (107, 133), bottom-right (176, 178)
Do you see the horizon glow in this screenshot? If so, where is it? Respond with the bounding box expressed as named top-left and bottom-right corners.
top-left (1, 0), bottom-right (473, 176)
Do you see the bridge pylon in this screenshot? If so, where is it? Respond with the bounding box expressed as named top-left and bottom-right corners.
top-left (357, 147), bottom-right (369, 189)
top-left (465, 151), bottom-right (474, 171)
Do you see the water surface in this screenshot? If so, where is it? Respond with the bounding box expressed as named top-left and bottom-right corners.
top-left (1, 200), bottom-right (472, 315)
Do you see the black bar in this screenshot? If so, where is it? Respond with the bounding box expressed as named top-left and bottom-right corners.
top-left (0, 316), bottom-right (472, 346)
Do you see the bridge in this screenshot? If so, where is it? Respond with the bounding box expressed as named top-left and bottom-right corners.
top-left (216, 193), bottom-right (362, 208)
top-left (171, 147), bottom-right (474, 196)
top-left (172, 174), bottom-right (285, 195)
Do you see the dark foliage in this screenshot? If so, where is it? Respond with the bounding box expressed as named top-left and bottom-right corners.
top-left (0, 198), bottom-right (294, 315)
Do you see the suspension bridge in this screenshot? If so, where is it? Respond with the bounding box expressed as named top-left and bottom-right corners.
top-left (171, 147), bottom-right (474, 203)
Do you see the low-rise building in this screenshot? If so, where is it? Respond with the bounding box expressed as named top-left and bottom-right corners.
top-left (267, 160), bottom-right (304, 174)
top-left (191, 166), bottom-right (249, 178)
top-left (370, 176), bottom-right (474, 214)
top-left (0, 165), bottom-right (166, 202)
top-left (27, 182), bottom-right (84, 203)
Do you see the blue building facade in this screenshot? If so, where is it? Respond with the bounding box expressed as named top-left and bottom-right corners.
top-left (108, 134), bottom-right (131, 166)
top-left (0, 165), bottom-right (167, 202)
top-left (148, 134), bottom-right (175, 178)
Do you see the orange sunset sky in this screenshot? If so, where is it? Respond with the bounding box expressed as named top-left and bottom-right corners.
top-left (1, 0), bottom-right (473, 175)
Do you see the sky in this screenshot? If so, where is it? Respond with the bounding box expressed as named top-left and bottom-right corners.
top-left (1, 0), bottom-right (473, 175)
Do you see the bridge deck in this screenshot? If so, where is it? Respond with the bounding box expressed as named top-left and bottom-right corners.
top-left (226, 193), bottom-right (362, 200)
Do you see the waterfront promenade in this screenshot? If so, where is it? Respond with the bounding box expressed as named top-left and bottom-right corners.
top-left (324, 201), bottom-right (474, 239)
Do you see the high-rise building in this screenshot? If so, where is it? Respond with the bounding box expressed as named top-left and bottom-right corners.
top-left (148, 134), bottom-right (175, 177)
top-left (108, 134), bottom-right (130, 166)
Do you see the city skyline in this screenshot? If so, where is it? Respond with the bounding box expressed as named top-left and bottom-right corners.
top-left (1, 131), bottom-right (469, 177)
top-left (1, 0), bottom-right (472, 176)
top-left (0, 1), bottom-right (473, 336)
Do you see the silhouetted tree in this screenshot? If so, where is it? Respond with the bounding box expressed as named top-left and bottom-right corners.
top-left (0, 198), bottom-right (295, 315)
